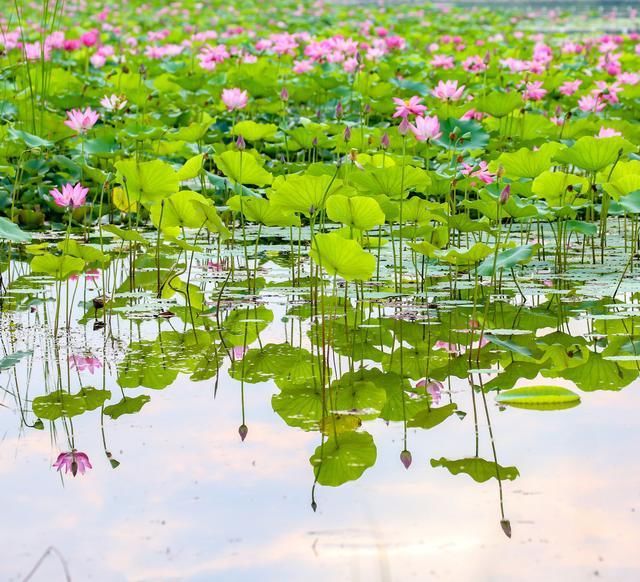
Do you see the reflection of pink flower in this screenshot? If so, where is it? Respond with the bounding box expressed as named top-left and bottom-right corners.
top-left (69, 355), bottom-right (102, 374)
top-left (85, 269), bottom-right (101, 282)
top-left (53, 450), bottom-right (92, 477)
top-left (416, 378), bottom-right (443, 404)
top-left (434, 340), bottom-right (461, 355)
top-left (231, 346), bottom-right (246, 360)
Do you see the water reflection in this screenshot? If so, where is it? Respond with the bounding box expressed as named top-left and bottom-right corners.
top-left (1, 234), bottom-right (640, 579)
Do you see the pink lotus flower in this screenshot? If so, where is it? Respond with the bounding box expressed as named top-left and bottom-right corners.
top-left (100, 94), bottom-right (128, 111)
top-left (432, 79), bottom-right (465, 101)
top-left (578, 94), bottom-right (606, 112)
top-left (81, 29), bottom-right (99, 47)
top-left (69, 355), bottom-right (102, 373)
top-left (431, 54), bottom-right (454, 69)
top-left (522, 81), bottom-right (547, 101)
top-left (461, 161), bottom-right (496, 184)
top-left (410, 115), bottom-right (442, 141)
top-left (292, 59), bottom-right (313, 74)
top-left (221, 88), bottom-right (248, 111)
top-left (64, 107), bottom-right (99, 133)
top-left (53, 450), bottom-right (92, 477)
top-left (596, 127), bottom-right (622, 138)
top-left (558, 80), bottom-right (581, 96)
top-left (462, 55), bottom-right (487, 73)
top-left (50, 183), bottom-right (89, 208)
top-left (392, 95), bottom-right (427, 118)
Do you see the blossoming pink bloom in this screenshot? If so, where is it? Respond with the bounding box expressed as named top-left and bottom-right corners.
top-left (431, 54), bottom-right (454, 69)
top-left (593, 80), bottom-right (622, 104)
top-left (596, 127), bottom-right (622, 138)
top-left (578, 94), bottom-right (606, 112)
top-left (432, 79), bottom-right (465, 101)
top-left (64, 107), bottom-right (99, 133)
top-left (500, 57), bottom-right (530, 73)
top-left (221, 88), bottom-right (248, 111)
top-left (63, 39), bottom-right (82, 51)
top-left (100, 94), bottom-right (128, 111)
top-left (81, 29), bottom-right (99, 47)
top-left (53, 450), bottom-right (92, 477)
top-left (410, 115), bottom-right (442, 141)
top-left (69, 355), bottom-right (102, 373)
top-left (617, 72), bottom-right (639, 86)
top-left (50, 183), bottom-right (89, 208)
top-left (343, 57), bottom-right (359, 73)
top-left (522, 80), bottom-right (547, 101)
top-left (392, 95), bottom-right (427, 118)
top-left (462, 55), bottom-right (486, 73)
top-left (461, 161), bottom-right (495, 184)
top-left (292, 59), bottom-right (313, 74)
top-left (461, 108), bottom-right (484, 121)
top-left (24, 42), bottom-right (51, 61)
top-left (559, 80), bottom-right (581, 96)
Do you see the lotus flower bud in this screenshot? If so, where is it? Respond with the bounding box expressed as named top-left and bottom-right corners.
top-left (381, 132), bottom-right (390, 149)
top-left (500, 519), bottom-right (512, 538)
top-left (336, 101), bottom-right (343, 119)
top-left (398, 117), bottom-right (410, 135)
top-left (238, 424), bottom-right (248, 441)
top-left (499, 184), bottom-right (511, 205)
top-left (343, 125), bottom-right (351, 142)
top-left (400, 449), bottom-right (412, 469)
top-left (236, 134), bottom-right (246, 150)
top-left (280, 87), bottom-right (289, 101)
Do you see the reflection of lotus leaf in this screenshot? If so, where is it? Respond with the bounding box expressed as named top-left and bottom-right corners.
top-left (310, 431), bottom-right (377, 486)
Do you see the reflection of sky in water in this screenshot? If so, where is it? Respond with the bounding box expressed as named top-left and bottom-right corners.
top-left (2, 300), bottom-right (640, 581)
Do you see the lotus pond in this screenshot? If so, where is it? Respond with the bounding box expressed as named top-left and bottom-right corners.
top-left (2, 1), bottom-right (640, 580)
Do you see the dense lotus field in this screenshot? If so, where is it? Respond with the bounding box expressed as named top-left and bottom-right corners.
top-left (2, 1), bottom-right (640, 579)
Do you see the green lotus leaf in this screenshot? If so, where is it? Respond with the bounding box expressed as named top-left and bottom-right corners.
top-left (176, 153), bottom-right (205, 181)
top-left (227, 195), bottom-right (299, 227)
top-left (114, 159), bottom-right (179, 205)
top-left (0, 217), bottom-right (32, 242)
top-left (269, 173), bottom-right (354, 216)
top-left (309, 232), bottom-right (375, 281)
top-left (232, 120), bottom-right (278, 141)
top-left (476, 243), bottom-right (539, 276)
top-left (474, 91), bottom-right (523, 118)
top-left (553, 136), bottom-right (634, 172)
top-left (31, 253), bottom-right (85, 280)
top-left (326, 194), bottom-right (385, 231)
top-left (214, 150), bottom-right (273, 186)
